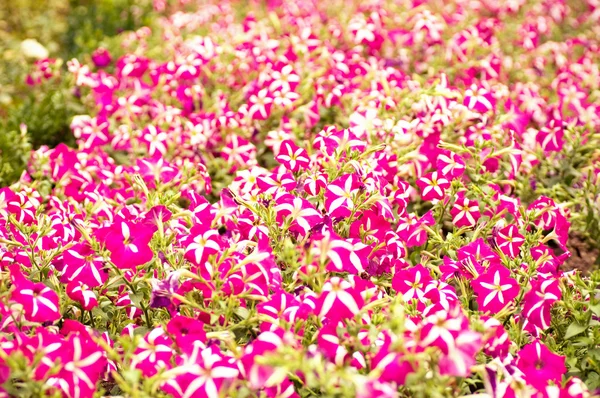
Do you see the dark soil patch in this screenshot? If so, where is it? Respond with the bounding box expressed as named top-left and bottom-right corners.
top-left (560, 233), bottom-right (600, 274)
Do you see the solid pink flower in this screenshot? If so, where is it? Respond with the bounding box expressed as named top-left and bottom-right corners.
top-left (166, 315), bottom-right (207, 352)
top-left (97, 220), bottom-right (155, 270)
top-left (516, 341), bottom-right (566, 389)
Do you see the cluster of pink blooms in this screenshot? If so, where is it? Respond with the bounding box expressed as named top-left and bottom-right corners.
top-left (5, 0), bottom-right (600, 397)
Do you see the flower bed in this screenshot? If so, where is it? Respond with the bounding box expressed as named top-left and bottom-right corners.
top-left (1, 0), bottom-right (600, 397)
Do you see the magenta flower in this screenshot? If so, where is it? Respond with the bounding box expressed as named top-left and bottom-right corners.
top-left (464, 84), bottom-right (496, 113)
top-left (392, 264), bottom-right (433, 302)
top-left (248, 88), bottom-right (273, 120)
top-left (275, 140), bottom-right (310, 173)
top-left (98, 220), bottom-right (155, 270)
top-left (274, 194), bottom-right (323, 237)
top-left (46, 334), bottom-right (107, 398)
top-left (325, 174), bottom-right (362, 218)
top-left (370, 332), bottom-right (417, 385)
top-left (61, 243), bottom-right (107, 288)
top-left (91, 47), bottom-right (112, 68)
top-left (450, 192), bottom-right (481, 228)
top-left (522, 277), bottom-right (561, 332)
top-left (131, 327), bottom-right (173, 377)
top-left (494, 224), bottom-right (525, 258)
top-left (66, 281), bottom-right (98, 311)
top-left (437, 328), bottom-right (482, 377)
top-left (316, 277), bottom-right (365, 321)
top-left (161, 344), bottom-right (239, 398)
top-left (182, 225), bottom-right (222, 270)
top-left (471, 266), bottom-right (519, 313)
top-left (166, 316), bottom-right (207, 350)
top-left (10, 266), bottom-right (61, 323)
top-left (516, 341), bottom-right (566, 389)
top-left (416, 172), bottom-right (450, 202)
top-left (396, 211), bottom-right (435, 248)
top-left (457, 238), bottom-right (501, 270)
top-left (481, 317), bottom-right (511, 358)
top-left (437, 151), bottom-right (466, 179)
top-left (537, 119), bottom-right (565, 152)
top-left (324, 237), bottom-right (371, 275)
top-left (256, 172), bottom-right (297, 195)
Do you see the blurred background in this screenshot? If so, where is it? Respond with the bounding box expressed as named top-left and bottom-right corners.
top-left (0, 0), bottom-right (156, 185)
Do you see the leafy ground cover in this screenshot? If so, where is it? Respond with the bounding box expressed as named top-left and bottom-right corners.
top-left (1, 0), bottom-right (600, 397)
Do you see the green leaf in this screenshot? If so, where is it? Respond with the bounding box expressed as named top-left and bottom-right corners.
top-left (589, 303), bottom-right (600, 318)
top-left (129, 292), bottom-right (143, 308)
top-left (235, 306), bottom-right (250, 320)
top-left (565, 321), bottom-right (588, 339)
top-left (92, 307), bottom-right (109, 321)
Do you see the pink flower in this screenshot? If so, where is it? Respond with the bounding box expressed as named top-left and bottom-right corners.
top-left (10, 266), bottom-right (61, 323)
top-left (131, 327), bottom-right (173, 377)
top-left (522, 277), bottom-right (561, 331)
top-left (167, 316), bottom-right (207, 350)
top-left (324, 237), bottom-right (371, 275)
top-left (274, 194), bottom-right (323, 237)
top-left (457, 238), bottom-right (501, 270)
top-left (537, 119), bottom-right (565, 152)
top-left (316, 277), bottom-right (364, 321)
top-left (61, 243), bottom-right (107, 288)
top-left (464, 84), bottom-right (496, 113)
top-left (516, 341), bottom-right (566, 389)
top-left (248, 88), bottom-right (273, 120)
top-left (436, 151), bottom-right (466, 179)
top-left (370, 333), bottom-right (417, 385)
top-left (450, 192), bottom-right (480, 228)
top-left (275, 140), bottom-right (310, 172)
top-left (437, 329), bottom-right (482, 377)
top-left (256, 172), bottom-right (297, 195)
top-left (161, 344), bottom-right (239, 398)
top-left (416, 172), bottom-right (450, 201)
top-left (325, 174), bottom-right (362, 218)
top-left (481, 317), bottom-right (511, 358)
top-left (396, 211), bottom-right (435, 248)
top-left (471, 266), bottom-right (519, 313)
top-left (92, 47), bottom-right (112, 68)
top-left (392, 264), bottom-right (433, 303)
top-left (97, 220), bottom-right (155, 270)
top-left (181, 225), bottom-right (222, 271)
top-left (66, 282), bottom-right (98, 311)
top-left (47, 334), bottom-right (107, 398)
top-left (494, 224), bottom-right (525, 258)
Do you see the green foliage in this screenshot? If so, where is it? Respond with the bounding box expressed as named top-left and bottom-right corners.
top-left (63, 0), bottom-right (156, 59)
top-left (0, 0), bottom-right (157, 187)
top-left (0, 125), bottom-right (31, 187)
